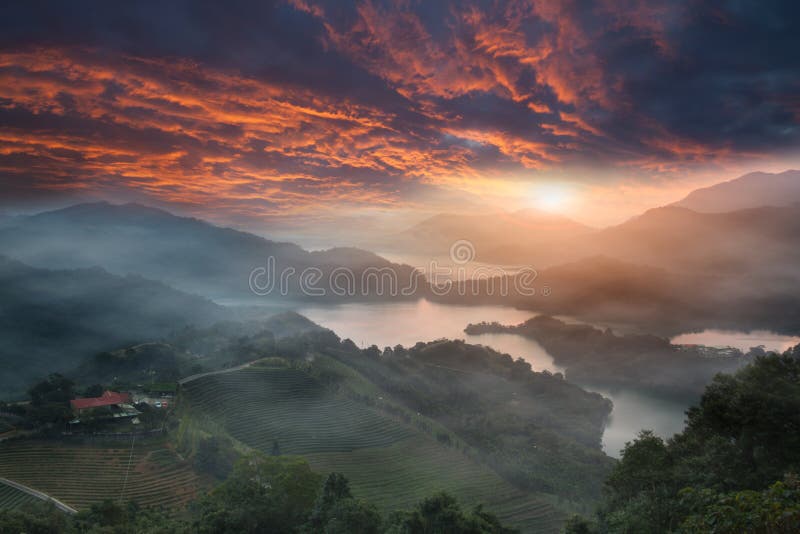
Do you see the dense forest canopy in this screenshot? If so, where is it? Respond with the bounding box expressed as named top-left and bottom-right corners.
top-left (567, 350), bottom-right (800, 533)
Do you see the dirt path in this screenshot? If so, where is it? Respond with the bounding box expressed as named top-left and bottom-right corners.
top-left (178, 360), bottom-right (256, 385)
top-left (0, 477), bottom-right (78, 514)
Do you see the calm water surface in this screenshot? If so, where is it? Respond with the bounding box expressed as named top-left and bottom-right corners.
top-left (671, 329), bottom-right (800, 352)
top-left (296, 299), bottom-right (561, 373)
top-left (293, 300), bottom-right (676, 456)
top-left (291, 300), bottom-right (796, 457)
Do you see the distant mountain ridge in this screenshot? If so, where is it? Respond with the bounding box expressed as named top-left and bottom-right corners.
top-left (393, 208), bottom-right (593, 260)
top-left (0, 202), bottom-right (421, 301)
top-left (0, 255), bottom-right (226, 397)
top-left (673, 169), bottom-right (800, 212)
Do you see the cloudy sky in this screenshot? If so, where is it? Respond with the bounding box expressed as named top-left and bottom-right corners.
top-left (1, 0), bottom-right (798, 240)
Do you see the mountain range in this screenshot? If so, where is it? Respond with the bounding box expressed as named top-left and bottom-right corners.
top-left (0, 202), bottom-right (420, 302)
top-left (1, 169), bottom-right (799, 350)
top-left (427, 171), bottom-right (800, 280)
top-left (0, 256), bottom-right (225, 397)
top-left (672, 169), bottom-right (800, 212)
top-left (390, 209), bottom-right (592, 261)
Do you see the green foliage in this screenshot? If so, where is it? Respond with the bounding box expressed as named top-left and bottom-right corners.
top-left (0, 502), bottom-right (70, 534)
top-left (0, 482), bottom-right (39, 511)
top-left (0, 500), bottom-right (188, 534)
top-left (680, 475), bottom-right (800, 533)
top-left (584, 351), bottom-right (800, 532)
top-left (600, 430), bottom-right (684, 531)
top-left (194, 435), bottom-right (238, 479)
top-left (28, 374), bottom-right (74, 407)
top-left (77, 344), bottom-right (186, 389)
top-left (73, 500), bottom-right (188, 533)
top-left (181, 367), bottom-right (412, 455)
top-left (318, 497), bottom-right (383, 533)
top-left (675, 352), bottom-right (800, 490)
top-left (25, 374), bottom-right (75, 425)
top-left (306, 473), bottom-right (382, 533)
top-left (562, 514), bottom-right (598, 533)
top-left (329, 338), bottom-right (613, 506)
top-left (0, 457), bottom-right (520, 534)
top-left (181, 355), bottom-right (565, 531)
top-left (195, 453), bottom-right (322, 534)
top-left (385, 492), bottom-right (518, 533)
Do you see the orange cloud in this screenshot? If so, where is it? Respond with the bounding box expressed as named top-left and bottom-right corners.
top-left (0, 47), bottom-right (487, 219)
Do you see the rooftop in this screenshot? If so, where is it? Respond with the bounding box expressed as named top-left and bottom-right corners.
top-left (70, 390), bottom-right (132, 410)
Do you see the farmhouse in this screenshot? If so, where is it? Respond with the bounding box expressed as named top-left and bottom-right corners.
top-left (70, 390), bottom-right (139, 419)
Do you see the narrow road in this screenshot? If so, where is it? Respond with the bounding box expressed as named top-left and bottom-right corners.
top-left (178, 360), bottom-right (255, 385)
top-left (0, 477), bottom-right (78, 514)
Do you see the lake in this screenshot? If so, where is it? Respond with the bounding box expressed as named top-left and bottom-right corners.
top-left (283, 299), bottom-right (797, 457)
top-left (296, 299), bottom-right (562, 373)
top-left (291, 299), bottom-right (680, 457)
top-left (671, 329), bottom-right (800, 352)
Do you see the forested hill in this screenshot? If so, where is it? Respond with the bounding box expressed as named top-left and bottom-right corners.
top-left (321, 337), bottom-right (614, 506)
top-left (466, 315), bottom-right (749, 399)
top-left (0, 256), bottom-right (225, 397)
top-left (567, 348), bottom-right (800, 533)
top-left (0, 202), bottom-right (421, 301)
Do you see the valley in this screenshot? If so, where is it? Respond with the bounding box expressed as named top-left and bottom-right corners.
top-left (1, 170), bottom-right (799, 532)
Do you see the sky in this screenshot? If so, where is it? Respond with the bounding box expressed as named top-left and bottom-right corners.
top-left (0, 0), bottom-right (799, 242)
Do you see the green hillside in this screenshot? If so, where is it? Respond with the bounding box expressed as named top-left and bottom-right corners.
top-left (0, 440), bottom-right (207, 512)
top-left (181, 362), bottom-right (566, 532)
top-left (181, 366), bottom-right (413, 454)
top-left (0, 481), bottom-right (40, 511)
top-left (305, 438), bottom-right (565, 532)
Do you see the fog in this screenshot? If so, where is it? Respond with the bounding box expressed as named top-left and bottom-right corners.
top-left (671, 330), bottom-right (800, 352)
top-left (290, 299), bottom-right (701, 456)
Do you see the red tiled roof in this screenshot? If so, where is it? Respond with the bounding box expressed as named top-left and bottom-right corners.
top-left (70, 390), bottom-right (132, 410)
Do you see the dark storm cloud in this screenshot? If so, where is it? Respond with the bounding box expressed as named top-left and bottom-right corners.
top-left (0, 0), bottom-right (798, 218)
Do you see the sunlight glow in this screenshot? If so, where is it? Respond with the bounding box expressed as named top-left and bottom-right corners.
top-left (529, 183), bottom-right (574, 213)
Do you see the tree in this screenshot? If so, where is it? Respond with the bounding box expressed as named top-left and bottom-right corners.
top-left (194, 435), bottom-right (237, 479)
top-left (680, 475), bottom-right (800, 533)
top-left (306, 473), bottom-right (381, 533)
top-left (562, 515), bottom-right (597, 534)
top-left (677, 353), bottom-right (800, 489)
top-left (385, 492), bottom-right (516, 533)
top-left (0, 502), bottom-right (69, 534)
top-left (319, 498), bottom-right (382, 534)
top-left (26, 373), bottom-right (75, 425)
top-left (28, 373), bottom-right (74, 407)
top-left (584, 351), bottom-right (800, 533)
top-left (195, 453), bottom-right (322, 534)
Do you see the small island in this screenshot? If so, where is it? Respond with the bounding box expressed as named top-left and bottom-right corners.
top-left (466, 315), bottom-right (755, 400)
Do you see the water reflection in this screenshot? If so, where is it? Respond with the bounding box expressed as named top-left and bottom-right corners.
top-left (671, 329), bottom-right (800, 352)
top-left (292, 300), bottom-right (691, 457)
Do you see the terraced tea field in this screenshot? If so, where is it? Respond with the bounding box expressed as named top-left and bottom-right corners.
top-left (181, 367), bottom-right (413, 454)
top-left (182, 365), bottom-right (565, 532)
top-left (306, 437), bottom-right (564, 533)
top-left (0, 441), bottom-right (206, 512)
top-left (0, 480), bottom-right (40, 511)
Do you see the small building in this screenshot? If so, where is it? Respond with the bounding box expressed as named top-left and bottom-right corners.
top-left (144, 382), bottom-right (177, 398)
top-left (70, 390), bottom-right (137, 419)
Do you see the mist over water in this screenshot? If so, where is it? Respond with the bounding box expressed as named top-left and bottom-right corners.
top-left (295, 299), bottom-right (561, 372)
top-left (586, 387), bottom-right (688, 457)
top-left (291, 299), bottom-right (688, 457)
top-left (671, 330), bottom-right (800, 352)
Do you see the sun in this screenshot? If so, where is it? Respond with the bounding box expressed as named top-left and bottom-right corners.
top-left (529, 183), bottom-right (573, 213)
